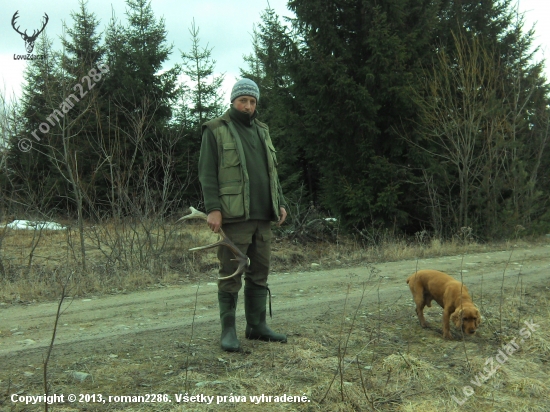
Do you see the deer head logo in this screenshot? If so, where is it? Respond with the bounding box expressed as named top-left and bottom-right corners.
top-left (11, 11), bottom-right (49, 54)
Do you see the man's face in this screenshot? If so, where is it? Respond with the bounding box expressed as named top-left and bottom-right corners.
top-left (233, 95), bottom-right (257, 116)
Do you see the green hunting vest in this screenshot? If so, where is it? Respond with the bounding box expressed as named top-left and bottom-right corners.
top-left (201, 110), bottom-right (284, 223)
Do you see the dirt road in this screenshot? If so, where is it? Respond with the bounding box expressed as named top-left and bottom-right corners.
top-left (2, 243), bottom-right (549, 357)
top-left (1, 243), bottom-right (549, 411)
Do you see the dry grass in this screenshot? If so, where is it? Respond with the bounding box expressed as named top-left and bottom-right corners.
top-left (0, 220), bottom-right (542, 298)
top-left (0, 219), bottom-right (545, 303)
top-left (0, 220), bottom-right (219, 302)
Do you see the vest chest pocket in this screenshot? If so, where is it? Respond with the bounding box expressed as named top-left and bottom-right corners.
top-left (220, 142), bottom-right (242, 185)
top-left (222, 143), bottom-right (240, 168)
top-left (219, 186), bottom-right (245, 219)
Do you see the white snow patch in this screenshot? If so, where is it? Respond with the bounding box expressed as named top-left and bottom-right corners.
top-left (3, 220), bottom-right (67, 230)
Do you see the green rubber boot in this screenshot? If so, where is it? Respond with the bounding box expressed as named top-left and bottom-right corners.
top-left (244, 284), bottom-right (287, 342)
top-left (218, 291), bottom-right (241, 352)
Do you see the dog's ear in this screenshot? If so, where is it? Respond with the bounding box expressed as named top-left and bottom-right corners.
top-left (474, 308), bottom-right (481, 327)
top-left (450, 308), bottom-right (463, 327)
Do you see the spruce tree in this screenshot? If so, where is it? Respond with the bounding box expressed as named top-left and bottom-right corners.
top-left (102, 0), bottom-right (180, 217)
top-left (180, 19), bottom-right (225, 134)
top-left (7, 33), bottom-right (67, 213)
top-left (175, 19), bottom-right (225, 204)
top-left (104, 0), bottom-right (179, 124)
top-left (58, 0), bottom-right (107, 214)
top-left (287, 0), bottom-right (439, 229)
top-left (240, 8), bottom-right (305, 199)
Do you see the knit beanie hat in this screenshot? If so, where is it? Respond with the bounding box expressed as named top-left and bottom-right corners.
top-left (230, 78), bottom-right (260, 102)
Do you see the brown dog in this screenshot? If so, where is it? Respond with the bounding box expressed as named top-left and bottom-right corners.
top-left (406, 270), bottom-right (481, 339)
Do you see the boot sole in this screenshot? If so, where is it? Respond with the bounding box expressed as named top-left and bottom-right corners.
top-left (245, 333), bottom-right (287, 343)
top-left (221, 344), bottom-right (241, 352)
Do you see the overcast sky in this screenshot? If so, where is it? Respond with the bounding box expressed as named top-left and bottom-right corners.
top-left (1, 0), bottom-right (549, 105)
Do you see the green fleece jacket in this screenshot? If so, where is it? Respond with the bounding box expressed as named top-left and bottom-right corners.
top-left (198, 106), bottom-right (286, 223)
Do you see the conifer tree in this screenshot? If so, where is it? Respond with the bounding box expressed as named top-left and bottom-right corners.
top-left (101, 0), bottom-right (180, 216)
top-left (104, 0), bottom-right (179, 125)
top-left (58, 0), bottom-right (106, 214)
top-left (180, 19), bottom-right (225, 135)
top-left (240, 8), bottom-right (305, 198)
top-left (287, 0), bottom-right (439, 229)
top-left (7, 33), bottom-right (67, 213)
top-left (175, 19), bottom-right (225, 204)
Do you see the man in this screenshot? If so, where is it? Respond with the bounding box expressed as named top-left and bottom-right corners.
top-left (198, 78), bottom-right (287, 352)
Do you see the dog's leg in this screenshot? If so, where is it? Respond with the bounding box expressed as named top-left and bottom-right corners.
top-left (442, 309), bottom-right (452, 339)
top-left (413, 292), bottom-right (428, 328)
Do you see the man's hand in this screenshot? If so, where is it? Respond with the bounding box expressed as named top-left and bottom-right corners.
top-left (207, 210), bottom-right (222, 233)
top-left (278, 207), bottom-right (287, 226)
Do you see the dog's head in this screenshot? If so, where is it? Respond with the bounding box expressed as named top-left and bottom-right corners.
top-left (451, 306), bottom-right (481, 335)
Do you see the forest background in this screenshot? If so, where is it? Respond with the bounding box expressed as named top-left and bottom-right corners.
top-left (1, 0), bottom-right (549, 249)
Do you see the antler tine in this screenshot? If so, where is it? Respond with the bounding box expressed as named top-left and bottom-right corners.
top-left (177, 206), bottom-right (208, 222)
top-left (190, 227), bottom-right (250, 279)
top-left (11, 11), bottom-right (26, 36)
top-left (179, 207), bottom-right (250, 279)
top-left (32, 13), bottom-right (49, 39)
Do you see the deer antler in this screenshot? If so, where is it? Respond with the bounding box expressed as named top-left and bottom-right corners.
top-left (32, 13), bottom-right (49, 40)
top-left (11, 11), bottom-right (49, 39)
top-left (12, 11), bottom-right (49, 53)
top-left (178, 207), bottom-right (250, 280)
top-left (11, 11), bottom-right (26, 37)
